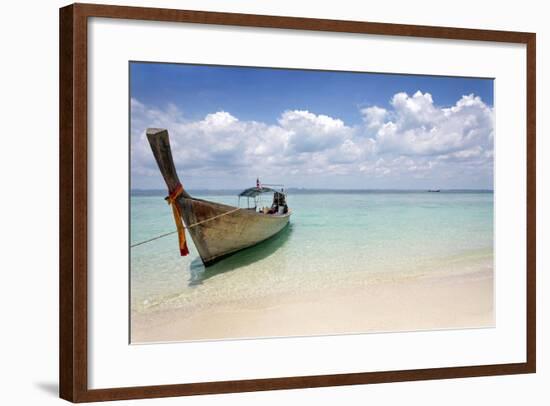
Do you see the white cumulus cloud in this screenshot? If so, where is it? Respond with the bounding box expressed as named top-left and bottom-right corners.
top-left (131, 90), bottom-right (494, 190)
top-left (278, 110), bottom-right (353, 153)
top-left (364, 91), bottom-right (494, 157)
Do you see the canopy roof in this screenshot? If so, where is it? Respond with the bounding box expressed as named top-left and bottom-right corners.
top-left (239, 186), bottom-right (277, 198)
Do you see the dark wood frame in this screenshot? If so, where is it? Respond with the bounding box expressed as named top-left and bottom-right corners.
top-left (59, 3), bottom-right (536, 402)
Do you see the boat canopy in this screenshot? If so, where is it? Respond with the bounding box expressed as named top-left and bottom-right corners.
top-left (239, 186), bottom-right (278, 198)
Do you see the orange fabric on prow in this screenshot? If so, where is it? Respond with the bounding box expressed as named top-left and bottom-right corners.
top-left (166, 183), bottom-right (189, 256)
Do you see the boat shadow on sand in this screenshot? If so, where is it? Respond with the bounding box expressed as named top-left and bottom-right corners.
top-left (188, 223), bottom-right (294, 286)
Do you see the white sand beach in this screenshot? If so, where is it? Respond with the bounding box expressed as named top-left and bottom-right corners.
top-left (131, 267), bottom-right (493, 343)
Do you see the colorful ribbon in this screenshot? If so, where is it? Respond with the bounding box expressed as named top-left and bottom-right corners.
top-left (166, 183), bottom-right (189, 256)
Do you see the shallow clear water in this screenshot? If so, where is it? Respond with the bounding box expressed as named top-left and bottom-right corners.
top-left (130, 191), bottom-right (493, 313)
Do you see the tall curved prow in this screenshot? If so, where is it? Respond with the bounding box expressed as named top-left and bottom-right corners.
top-left (145, 127), bottom-right (290, 266)
top-left (146, 128), bottom-right (192, 199)
top-left (146, 128), bottom-right (192, 256)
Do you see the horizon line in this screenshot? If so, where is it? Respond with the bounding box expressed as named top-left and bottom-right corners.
top-left (131, 187), bottom-right (494, 192)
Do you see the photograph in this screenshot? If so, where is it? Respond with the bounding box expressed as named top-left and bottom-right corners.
top-left (129, 62), bottom-right (495, 343)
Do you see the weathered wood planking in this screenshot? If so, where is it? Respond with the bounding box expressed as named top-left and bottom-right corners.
top-left (146, 128), bottom-right (291, 266)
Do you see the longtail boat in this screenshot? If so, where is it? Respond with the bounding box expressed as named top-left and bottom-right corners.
top-left (146, 128), bottom-right (291, 266)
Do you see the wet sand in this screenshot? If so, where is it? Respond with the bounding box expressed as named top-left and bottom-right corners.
top-left (131, 268), bottom-right (494, 343)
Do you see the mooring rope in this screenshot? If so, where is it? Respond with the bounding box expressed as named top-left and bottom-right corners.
top-left (130, 230), bottom-right (179, 248)
top-left (130, 207), bottom-right (241, 249)
top-left (185, 207), bottom-right (241, 228)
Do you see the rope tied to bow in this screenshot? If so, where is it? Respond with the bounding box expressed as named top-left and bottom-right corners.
top-left (130, 190), bottom-right (241, 251)
top-left (166, 183), bottom-right (189, 256)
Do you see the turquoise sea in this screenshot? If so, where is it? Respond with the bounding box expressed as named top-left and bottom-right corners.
top-left (130, 191), bottom-right (493, 314)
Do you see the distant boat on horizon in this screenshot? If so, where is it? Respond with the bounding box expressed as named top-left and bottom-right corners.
top-left (428, 189), bottom-right (441, 192)
top-left (146, 128), bottom-right (291, 266)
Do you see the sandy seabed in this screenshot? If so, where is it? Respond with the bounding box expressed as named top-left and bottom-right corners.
top-left (131, 267), bottom-right (494, 343)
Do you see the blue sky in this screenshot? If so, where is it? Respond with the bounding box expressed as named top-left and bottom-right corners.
top-left (130, 62), bottom-right (494, 190)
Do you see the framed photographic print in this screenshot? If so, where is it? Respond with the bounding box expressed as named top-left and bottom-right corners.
top-left (59, 3), bottom-right (536, 402)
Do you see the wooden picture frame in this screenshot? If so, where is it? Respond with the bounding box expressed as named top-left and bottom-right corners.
top-left (59, 3), bottom-right (536, 402)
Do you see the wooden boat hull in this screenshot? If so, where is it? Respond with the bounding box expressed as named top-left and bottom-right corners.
top-left (145, 127), bottom-right (291, 266)
top-left (180, 197), bottom-right (290, 266)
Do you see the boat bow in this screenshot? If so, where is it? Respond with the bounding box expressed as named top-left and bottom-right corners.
top-left (146, 128), bottom-right (290, 266)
